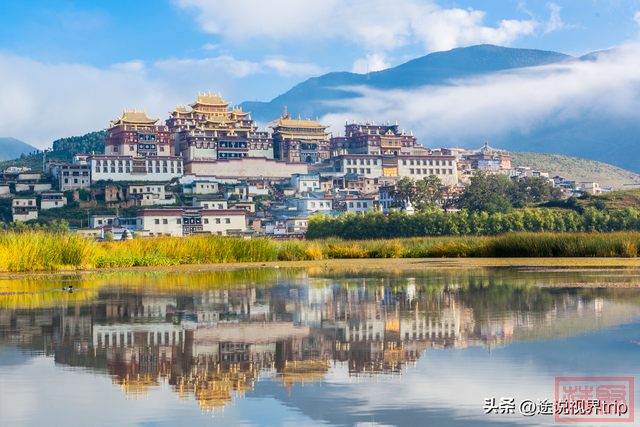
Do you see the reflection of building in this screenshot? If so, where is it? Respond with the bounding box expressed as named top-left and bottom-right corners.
top-left (4, 277), bottom-right (638, 414)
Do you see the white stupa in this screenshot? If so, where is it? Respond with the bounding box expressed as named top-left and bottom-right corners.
top-left (404, 199), bottom-right (415, 215)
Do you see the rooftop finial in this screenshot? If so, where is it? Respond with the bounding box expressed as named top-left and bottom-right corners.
top-left (208, 90), bottom-right (211, 96)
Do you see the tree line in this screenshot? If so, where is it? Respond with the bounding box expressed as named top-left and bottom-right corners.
top-left (393, 172), bottom-right (564, 213)
top-left (52, 131), bottom-right (107, 155)
top-left (306, 207), bottom-right (640, 240)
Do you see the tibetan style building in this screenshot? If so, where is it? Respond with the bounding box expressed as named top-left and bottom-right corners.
top-left (330, 120), bottom-right (428, 157)
top-left (270, 114), bottom-right (330, 163)
top-left (166, 92), bottom-right (273, 161)
top-left (105, 109), bottom-right (173, 156)
top-left (94, 109), bottom-right (183, 182)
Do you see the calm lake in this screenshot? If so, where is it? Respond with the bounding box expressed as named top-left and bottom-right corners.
top-left (1, 264), bottom-right (639, 426)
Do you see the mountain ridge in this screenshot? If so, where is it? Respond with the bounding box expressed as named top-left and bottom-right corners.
top-left (239, 44), bottom-right (639, 174)
top-left (0, 137), bottom-right (39, 162)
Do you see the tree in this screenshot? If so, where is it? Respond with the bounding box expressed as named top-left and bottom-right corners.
top-left (458, 172), bottom-right (513, 214)
top-left (391, 175), bottom-right (445, 211)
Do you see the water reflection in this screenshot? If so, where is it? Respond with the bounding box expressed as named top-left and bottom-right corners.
top-left (1, 267), bottom-right (640, 423)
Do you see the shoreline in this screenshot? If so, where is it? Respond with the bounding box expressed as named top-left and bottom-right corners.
top-left (2, 256), bottom-right (640, 280)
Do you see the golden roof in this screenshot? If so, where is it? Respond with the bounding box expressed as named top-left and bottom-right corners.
top-left (170, 105), bottom-right (189, 113)
top-left (109, 109), bottom-right (158, 127)
top-left (189, 91), bottom-right (231, 107)
top-left (271, 116), bottom-right (328, 130)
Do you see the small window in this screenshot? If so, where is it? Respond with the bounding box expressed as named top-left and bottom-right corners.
top-left (177, 219), bottom-right (181, 224)
top-left (216, 218), bottom-right (221, 224)
top-left (225, 218), bottom-right (230, 224)
top-left (155, 219), bottom-right (160, 224)
top-left (204, 219), bottom-right (209, 224)
top-left (163, 219), bottom-right (168, 224)
top-left (218, 204), bottom-right (223, 209)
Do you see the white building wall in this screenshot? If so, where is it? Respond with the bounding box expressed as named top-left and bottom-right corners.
top-left (296, 198), bottom-right (333, 215)
top-left (15, 183), bottom-right (52, 193)
top-left (346, 198), bottom-right (374, 215)
top-left (202, 213), bottom-right (246, 235)
top-left (41, 197), bottom-right (67, 210)
top-left (338, 158), bottom-right (384, 178)
top-left (139, 215), bottom-right (183, 237)
top-left (397, 157), bottom-right (458, 186)
top-left (193, 199), bottom-right (228, 209)
top-left (90, 157), bottom-right (183, 183)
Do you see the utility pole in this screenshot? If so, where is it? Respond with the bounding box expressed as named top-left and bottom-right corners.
top-left (86, 209), bottom-right (91, 229)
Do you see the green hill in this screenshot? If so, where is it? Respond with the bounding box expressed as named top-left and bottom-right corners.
top-left (509, 151), bottom-right (640, 190)
top-left (0, 131), bottom-right (106, 172)
top-left (0, 137), bottom-right (40, 161)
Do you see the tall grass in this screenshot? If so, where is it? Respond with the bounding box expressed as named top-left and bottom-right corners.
top-left (0, 231), bottom-right (639, 272)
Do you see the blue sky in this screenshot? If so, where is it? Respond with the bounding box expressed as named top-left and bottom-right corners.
top-left (1, 0), bottom-right (640, 147)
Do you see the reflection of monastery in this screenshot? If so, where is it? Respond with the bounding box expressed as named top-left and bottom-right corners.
top-left (2, 281), bottom-right (639, 412)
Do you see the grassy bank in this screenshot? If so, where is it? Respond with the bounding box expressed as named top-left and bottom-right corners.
top-left (1, 231), bottom-right (640, 272)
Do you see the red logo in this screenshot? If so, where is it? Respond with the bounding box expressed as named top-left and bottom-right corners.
top-left (555, 377), bottom-right (634, 422)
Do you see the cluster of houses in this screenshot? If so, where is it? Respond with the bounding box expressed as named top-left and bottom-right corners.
top-left (2, 93), bottom-right (621, 238)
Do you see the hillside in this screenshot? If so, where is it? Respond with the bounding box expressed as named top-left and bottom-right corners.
top-left (0, 137), bottom-right (39, 161)
top-left (0, 131), bottom-right (106, 171)
top-left (510, 151), bottom-right (640, 190)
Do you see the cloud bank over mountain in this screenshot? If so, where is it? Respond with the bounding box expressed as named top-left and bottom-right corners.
top-left (320, 44), bottom-right (640, 146)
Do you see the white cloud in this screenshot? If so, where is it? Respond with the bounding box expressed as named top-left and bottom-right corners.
top-left (634, 11), bottom-right (640, 27)
top-left (545, 3), bottom-right (564, 34)
top-left (352, 53), bottom-right (391, 74)
top-left (544, 3), bottom-right (580, 34)
top-left (320, 45), bottom-right (640, 146)
top-left (176, 0), bottom-right (538, 53)
top-left (0, 52), bottom-right (327, 147)
top-left (154, 55), bottom-right (262, 79)
top-left (110, 60), bottom-right (146, 73)
top-left (262, 58), bottom-right (324, 77)
top-left (201, 43), bottom-right (220, 51)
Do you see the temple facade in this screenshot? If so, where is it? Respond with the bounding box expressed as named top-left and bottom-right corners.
top-left (270, 115), bottom-right (330, 163)
top-left (105, 109), bottom-right (174, 156)
top-left (167, 92), bottom-right (273, 162)
top-left (330, 120), bottom-right (428, 157)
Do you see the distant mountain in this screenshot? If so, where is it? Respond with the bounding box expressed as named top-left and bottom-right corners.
top-left (240, 45), bottom-right (572, 123)
top-left (239, 44), bottom-right (640, 174)
top-left (0, 137), bottom-right (39, 161)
